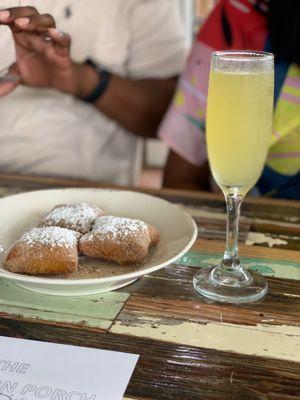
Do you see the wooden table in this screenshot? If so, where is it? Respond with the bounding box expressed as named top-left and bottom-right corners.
top-left (0, 174), bottom-right (299, 400)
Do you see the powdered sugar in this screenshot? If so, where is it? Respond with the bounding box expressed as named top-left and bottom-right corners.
top-left (19, 227), bottom-right (80, 248)
top-left (92, 216), bottom-right (148, 243)
top-left (41, 203), bottom-right (103, 234)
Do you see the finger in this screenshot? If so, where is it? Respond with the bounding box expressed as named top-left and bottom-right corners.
top-left (19, 28), bottom-right (71, 60)
top-left (0, 63), bottom-right (20, 97)
top-left (0, 80), bottom-right (18, 96)
top-left (7, 62), bottom-right (20, 76)
top-left (47, 28), bottom-right (71, 56)
top-left (0, 7), bottom-right (38, 33)
top-left (0, 6), bottom-right (38, 23)
top-left (15, 13), bottom-right (56, 32)
top-left (18, 33), bottom-right (70, 68)
top-left (47, 28), bottom-right (71, 47)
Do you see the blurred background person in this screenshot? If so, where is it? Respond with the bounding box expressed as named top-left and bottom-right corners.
top-left (159, 0), bottom-right (300, 200)
top-left (0, 0), bottom-right (188, 186)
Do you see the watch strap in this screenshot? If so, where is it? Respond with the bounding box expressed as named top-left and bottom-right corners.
top-left (82, 58), bottom-right (111, 103)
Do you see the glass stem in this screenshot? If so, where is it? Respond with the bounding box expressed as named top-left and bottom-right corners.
top-left (222, 188), bottom-right (243, 272)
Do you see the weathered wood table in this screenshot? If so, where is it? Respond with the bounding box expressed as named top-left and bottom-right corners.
top-left (0, 174), bottom-right (299, 400)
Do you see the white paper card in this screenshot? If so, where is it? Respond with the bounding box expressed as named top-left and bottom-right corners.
top-left (0, 336), bottom-right (139, 400)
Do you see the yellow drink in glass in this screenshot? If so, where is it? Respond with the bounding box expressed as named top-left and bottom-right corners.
top-left (207, 70), bottom-right (274, 195)
top-left (193, 51), bottom-right (274, 304)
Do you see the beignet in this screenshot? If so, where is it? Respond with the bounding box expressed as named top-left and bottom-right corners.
top-left (40, 203), bottom-right (104, 234)
top-left (5, 227), bottom-right (81, 275)
top-left (79, 216), bottom-right (159, 265)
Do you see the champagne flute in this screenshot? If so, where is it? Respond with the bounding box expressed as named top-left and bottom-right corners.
top-left (193, 51), bottom-right (274, 303)
top-left (0, 0), bottom-right (21, 82)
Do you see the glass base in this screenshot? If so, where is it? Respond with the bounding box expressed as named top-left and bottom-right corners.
top-left (193, 265), bottom-right (268, 304)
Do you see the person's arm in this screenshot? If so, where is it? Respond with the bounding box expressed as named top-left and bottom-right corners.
top-left (164, 150), bottom-right (211, 191)
top-left (0, 7), bottom-right (177, 138)
top-left (76, 63), bottom-right (177, 138)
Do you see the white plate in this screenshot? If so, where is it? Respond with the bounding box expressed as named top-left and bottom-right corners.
top-left (0, 189), bottom-right (197, 296)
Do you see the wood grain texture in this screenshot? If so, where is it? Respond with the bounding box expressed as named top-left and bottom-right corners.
top-left (178, 203), bottom-right (300, 250)
top-left (248, 223), bottom-right (300, 251)
top-left (193, 238), bottom-right (300, 263)
top-left (112, 264), bottom-right (300, 361)
top-left (122, 292), bottom-right (300, 328)
top-left (112, 315), bottom-right (300, 362)
top-left (159, 192), bottom-right (300, 220)
top-left (0, 319), bottom-right (299, 400)
top-left (0, 176), bottom-right (298, 399)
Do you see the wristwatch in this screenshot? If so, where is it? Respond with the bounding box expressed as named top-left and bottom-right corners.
top-left (82, 58), bottom-right (111, 103)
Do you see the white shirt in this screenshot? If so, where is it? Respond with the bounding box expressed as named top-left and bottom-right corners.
top-left (0, 0), bottom-right (188, 185)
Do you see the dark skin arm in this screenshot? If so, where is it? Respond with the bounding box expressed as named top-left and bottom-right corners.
top-left (163, 150), bottom-right (211, 191)
top-left (80, 66), bottom-right (177, 138)
top-left (0, 7), bottom-right (177, 138)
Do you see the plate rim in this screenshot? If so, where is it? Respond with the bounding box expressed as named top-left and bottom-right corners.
top-left (0, 188), bottom-right (198, 286)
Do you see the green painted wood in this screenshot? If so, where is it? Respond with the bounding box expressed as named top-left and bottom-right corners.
top-left (178, 250), bottom-right (300, 280)
top-left (0, 280), bottom-right (129, 329)
top-left (0, 305), bottom-right (113, 329)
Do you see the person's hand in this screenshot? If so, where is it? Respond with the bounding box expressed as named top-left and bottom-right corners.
top-left (0, 6), bottom-right (87, 97)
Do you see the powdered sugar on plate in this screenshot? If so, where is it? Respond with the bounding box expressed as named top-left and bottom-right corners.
top-left (19, 227), bottom-right (80, 248)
